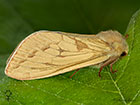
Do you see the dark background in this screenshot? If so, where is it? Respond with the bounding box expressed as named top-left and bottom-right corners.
top-left (0, 0), bottom-right (140, 54)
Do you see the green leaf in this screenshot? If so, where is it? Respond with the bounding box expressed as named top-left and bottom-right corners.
top-left (0, 0), bottom-right (140, 105)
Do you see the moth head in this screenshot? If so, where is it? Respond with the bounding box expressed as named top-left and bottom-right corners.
top-left (97, 30), bottom-right (129, 57)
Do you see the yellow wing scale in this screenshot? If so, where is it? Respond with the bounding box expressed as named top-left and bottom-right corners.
top-left (5, 31), bottom-right (111, 80)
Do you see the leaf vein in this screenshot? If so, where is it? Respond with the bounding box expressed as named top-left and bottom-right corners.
top-left (108, 72), bottom-right (127, 104)
top-left (22, 81), bottom-right (84, 105)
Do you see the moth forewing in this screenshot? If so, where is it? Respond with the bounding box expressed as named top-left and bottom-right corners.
top-left (6, 40), bottom-right (24, 65)
top-left (5, 30), bottom-right (128, 80)
top-left (5, 32), bottom-right (38, 76)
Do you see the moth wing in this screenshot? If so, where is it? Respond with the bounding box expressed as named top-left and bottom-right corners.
top-left (5, 30), bottom-right (111, 80)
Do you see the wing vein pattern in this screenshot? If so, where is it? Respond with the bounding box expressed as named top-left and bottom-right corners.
top-left (6, 31), bottom-right (111, 80)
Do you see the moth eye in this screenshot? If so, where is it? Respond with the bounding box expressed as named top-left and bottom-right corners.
top-left (120, 51), bottom-right (127, 57)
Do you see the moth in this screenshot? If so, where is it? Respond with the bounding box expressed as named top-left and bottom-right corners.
top-left (5, 30), bottom-right (128, 80)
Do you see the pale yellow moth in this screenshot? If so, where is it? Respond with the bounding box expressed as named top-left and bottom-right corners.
top-left (5, 30), bottom-right (128, 80)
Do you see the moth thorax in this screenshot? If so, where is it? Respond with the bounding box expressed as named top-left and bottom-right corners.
top-left (97, 30), bottom-right (128, 56)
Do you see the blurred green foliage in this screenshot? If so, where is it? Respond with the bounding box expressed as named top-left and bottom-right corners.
top-left (0, 0), bottom-right (140, 54)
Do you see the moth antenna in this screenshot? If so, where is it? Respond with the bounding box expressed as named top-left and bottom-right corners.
top-left (125, 34), bottom-right (129, 39)
top-left (70, 69), bottom-right (80, 78)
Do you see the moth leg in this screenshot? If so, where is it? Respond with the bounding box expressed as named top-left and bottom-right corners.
top-left (110, 61), bottom-right (117, 74)
top-left (70, 69), bottom-right (80, 78)
top-left (99, 56), bottom-right (119, 77)
top-left (99, 63), bottom-right (109, 77)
